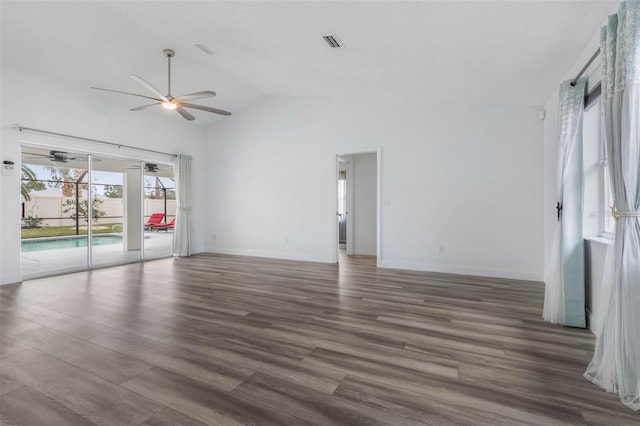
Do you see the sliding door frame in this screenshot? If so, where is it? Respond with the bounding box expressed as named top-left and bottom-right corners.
top-left (20, 142), bottom-right (174, 279)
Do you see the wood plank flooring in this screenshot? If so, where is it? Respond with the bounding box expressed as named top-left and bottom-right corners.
top-left (1, 253), bottom-right (639, 425)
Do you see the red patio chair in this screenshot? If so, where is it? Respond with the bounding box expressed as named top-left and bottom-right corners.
top-left (144, 213), bottom-right (164, 230)
top-left (152, 217), bottom-right (175, 232)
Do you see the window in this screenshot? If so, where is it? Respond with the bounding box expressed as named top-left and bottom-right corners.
top-left (601, 137), bottom-right (615, 235)
top-left (583, 98), bottom-right (615, 238)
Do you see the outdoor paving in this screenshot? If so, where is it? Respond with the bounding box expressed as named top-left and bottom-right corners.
top-left (21, 231), bottom-right (174, 278)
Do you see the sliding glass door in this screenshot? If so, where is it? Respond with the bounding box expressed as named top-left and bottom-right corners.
top-left (143, 163), bottom-right (175, 259)
top-left (91, 154), bottom-right (143, 267)
top-left (20, 145), bottom-right (173, 278)
top-left (21, 147), bottom-right (90, 275)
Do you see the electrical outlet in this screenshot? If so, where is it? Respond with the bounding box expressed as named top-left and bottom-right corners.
top-left (438, 245), bottom-right (445, 254)
top-left (211, 234), bottom-right (216, 241)
top-left (285, 238), bottom-right (289, 244)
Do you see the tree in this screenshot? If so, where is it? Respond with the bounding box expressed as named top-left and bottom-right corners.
top-left (44, 166), bottom-right (72, 188)
top-left (21, 164), bottom-right (45, 201)
top-left (62, 197), bottom-right (106, 224)
top-left (22, 179), bottom-right (46, 197)
top-left (44, 166), bottom-right (87, 197)
top-left (144, 178), bottom-right (160, 199)
top-left (103, 185), bottom-right (123, 198)
top-left (144, 178), bottom-right (175, 199)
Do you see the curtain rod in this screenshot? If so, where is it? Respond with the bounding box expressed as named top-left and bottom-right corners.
top-left (570, 48), bottom-right (601, 86)
top-left (13, 124), bottom-right (177, 158)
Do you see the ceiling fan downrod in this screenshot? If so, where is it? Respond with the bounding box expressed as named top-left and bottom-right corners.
top-left (163, 48), bottom-right (175, 98)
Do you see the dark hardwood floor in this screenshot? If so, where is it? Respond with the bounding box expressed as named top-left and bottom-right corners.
top-left (1, 253), bottom-right (638, 425)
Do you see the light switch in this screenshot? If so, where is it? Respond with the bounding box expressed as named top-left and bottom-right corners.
top-left (2, 161), bottom-right (14, 176)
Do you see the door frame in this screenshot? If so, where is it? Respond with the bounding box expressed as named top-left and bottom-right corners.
top-left (332, 147), bottom-right (381, 266)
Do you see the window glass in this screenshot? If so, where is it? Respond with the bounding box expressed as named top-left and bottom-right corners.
top-left (583, 99), bottom-right (614, 238)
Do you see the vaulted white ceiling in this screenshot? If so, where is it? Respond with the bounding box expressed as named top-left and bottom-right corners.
top-left (1, 1), bottom-right (614, 124)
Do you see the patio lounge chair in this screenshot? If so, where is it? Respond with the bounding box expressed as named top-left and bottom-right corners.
top-left (144, 213), bottom-right (165, 230)
top-left (152, 217), bottom-right (175, 232)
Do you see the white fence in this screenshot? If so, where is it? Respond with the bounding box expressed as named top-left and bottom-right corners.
top-left (23, 195), bottom-right (176, 227)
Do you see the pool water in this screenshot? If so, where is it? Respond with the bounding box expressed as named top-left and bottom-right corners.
top-left (21, 235), bottom-right (124, 252)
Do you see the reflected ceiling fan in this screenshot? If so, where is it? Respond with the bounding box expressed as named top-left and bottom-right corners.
top-left (91, 49), bottom-right (231, 121)
top-left (125, 163), bottom-right (160, 173)
top-left (24, 150), bottom-right (87, 163)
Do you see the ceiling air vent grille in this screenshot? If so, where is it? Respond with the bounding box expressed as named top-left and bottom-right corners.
top-left (322, 35), bottom-right (343, 48)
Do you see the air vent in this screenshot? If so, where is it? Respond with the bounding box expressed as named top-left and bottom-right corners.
top-left (322, 35), bottom-right (343, 48)
top-left (195, 44), bottom-right (214, 54)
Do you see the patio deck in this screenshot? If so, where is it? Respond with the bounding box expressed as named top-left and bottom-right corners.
top-left (21, 231), bottom-right (174, 278)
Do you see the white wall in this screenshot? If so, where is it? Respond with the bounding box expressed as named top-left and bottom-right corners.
top-left (0, 67), bottom-right (207, 284)
top-left (205, 97), bottom-right (544, 280)
top-left (351, 153), bottom-right (376, 256)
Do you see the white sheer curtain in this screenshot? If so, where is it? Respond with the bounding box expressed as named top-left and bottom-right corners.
top-left (543, 78), bottom-right (586, 327)
top-left (584, 1), bottom-right (640, 411)
top-left (172, 154), bottom-right (192, 257)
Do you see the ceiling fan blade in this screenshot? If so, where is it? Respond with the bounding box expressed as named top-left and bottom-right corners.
top-left (175, 107), bottom-right (195, 121)
top-left (131, 103), bottom-right (161, 111)
top-left (130, 75), bottom-right (169, 102)
top-left (91, 87), bottom-right (161, 102)
top-left (175, 91), bottom-right (216, 101)
top-left (181, 103), bottom-right (232, 116)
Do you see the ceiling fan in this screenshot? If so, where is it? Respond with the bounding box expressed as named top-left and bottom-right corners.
top-left (125, 163), bottom-right (160, 173)
top-left (24, 150), bottom-right (86, 163)
top-left (144, 163), bottom-right (159, 173)
top-left (91, 49), bottom-right (231, 121)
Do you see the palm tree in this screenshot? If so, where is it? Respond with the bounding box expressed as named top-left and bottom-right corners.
top-left (21, 164), bottom-right (37, 201)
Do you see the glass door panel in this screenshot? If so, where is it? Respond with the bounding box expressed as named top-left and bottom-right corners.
top-left (20, 147), bottom-right (89, 276)
top-left (143, 162), bottom-right (175, 259)
top-left (90, 155), bottom-right (142, 266)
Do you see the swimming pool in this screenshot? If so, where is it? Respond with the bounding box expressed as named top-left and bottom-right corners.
top-left (21, 234), bottom-right (124, 252)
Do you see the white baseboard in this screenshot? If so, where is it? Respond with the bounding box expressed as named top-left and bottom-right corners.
top-left (204, 246), bottom-right (333, 264)
top-left (379, 259), bottom-right (542, 282)
top-left (202, 247), bottom-right (541, 282)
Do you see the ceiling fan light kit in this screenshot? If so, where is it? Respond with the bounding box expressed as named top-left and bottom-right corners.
top-left (91, 48), bottom-right (231, 121)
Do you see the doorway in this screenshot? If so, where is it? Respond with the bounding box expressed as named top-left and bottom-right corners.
top-left (334, 149), bottom-right (380, 265)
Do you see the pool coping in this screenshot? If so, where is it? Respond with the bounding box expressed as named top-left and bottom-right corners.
top-left (21, 233), bottom-right (124, 242)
